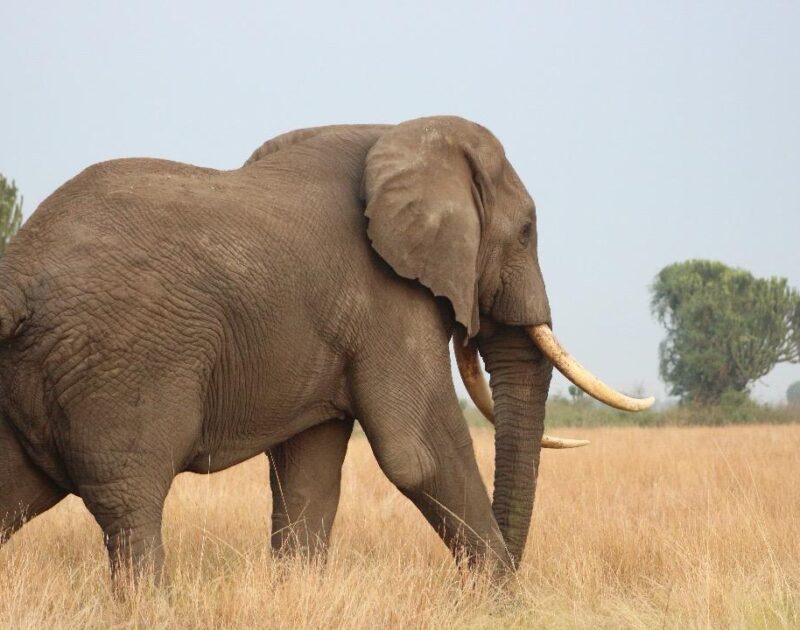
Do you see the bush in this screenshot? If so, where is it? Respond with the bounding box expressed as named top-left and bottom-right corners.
top-left (717, 390), bottom-right (760, 423)
top-left (788, 381), bottom-right (800, 407)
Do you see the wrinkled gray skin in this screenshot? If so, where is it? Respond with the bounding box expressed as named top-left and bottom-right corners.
top-left (0, 117), bottom-right (552, 581)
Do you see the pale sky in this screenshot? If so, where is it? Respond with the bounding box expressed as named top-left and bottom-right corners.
top-left (2, 1), bottom-right (798, 403)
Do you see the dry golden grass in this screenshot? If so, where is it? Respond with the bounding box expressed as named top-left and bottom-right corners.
top-left (1, 425), bottom-right (798, 629)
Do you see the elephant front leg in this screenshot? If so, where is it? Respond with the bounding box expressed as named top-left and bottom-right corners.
top-left (353, 359), bottom-right (512, 572)
top-left (267, 418), bottom-right (354, 560)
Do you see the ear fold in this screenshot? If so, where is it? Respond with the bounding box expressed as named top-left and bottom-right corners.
top-left (363, 117), bottom-right (489, 337)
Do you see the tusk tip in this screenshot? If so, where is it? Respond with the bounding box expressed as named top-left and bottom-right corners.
top-left (528, 325), bottom-right (657, 414)
top-left (541, 435), bottom-right (591, 449)
top-left (630, 396), bottom-right (656, 412)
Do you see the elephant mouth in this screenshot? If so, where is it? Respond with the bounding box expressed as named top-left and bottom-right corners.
top-left (454, 324), bottom-right (654, 448)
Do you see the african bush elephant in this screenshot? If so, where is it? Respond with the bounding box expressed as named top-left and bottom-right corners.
top-left (0, 117), bottom-right (652, 582)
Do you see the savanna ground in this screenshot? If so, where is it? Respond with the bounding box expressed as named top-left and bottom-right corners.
top-left (1, 424), bottom-right (798, 629)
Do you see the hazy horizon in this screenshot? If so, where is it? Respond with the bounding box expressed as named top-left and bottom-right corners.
top-left (2, 2), bottom-right (798, 403)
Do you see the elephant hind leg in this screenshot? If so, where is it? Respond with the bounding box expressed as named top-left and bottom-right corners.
top-left (0, 428), bottom-right (66, 543)
top-left (67, 393), bottom-right (202, 587)
top-left (65, 377), bottom-right (203, 586)
top-left (268, 418), bottom-right (355, 560)
top-left (80, 474), bottom-right (171, 587)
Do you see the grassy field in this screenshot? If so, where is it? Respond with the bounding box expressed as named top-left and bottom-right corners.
top-left (1, 424), bottom-right (798, 629)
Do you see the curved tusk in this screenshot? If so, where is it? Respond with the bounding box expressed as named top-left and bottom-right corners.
top-left (453, 332), bottom-right (590, 449)
top-left (541, 435), bottom-right (591, 448)
top-left (527, 324), bottom-right (655, 412)
top-left (453, 333), bottom-right (495, 420)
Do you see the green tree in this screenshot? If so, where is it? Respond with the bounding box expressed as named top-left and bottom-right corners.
top-left (1, 175), bottom-right (24, 256)
top-left (651, 260), bottom-right (800, 404)
top-left (788, 381), bottom-right (800, 407)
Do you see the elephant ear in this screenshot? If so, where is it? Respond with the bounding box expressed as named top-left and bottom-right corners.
top-left (363, 117), bottom-right (492, 337)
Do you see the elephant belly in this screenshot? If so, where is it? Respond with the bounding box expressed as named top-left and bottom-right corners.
top-left (189, 335), bottom-right (353, 474)
top-left (185, 401), bottom-right (348, 474)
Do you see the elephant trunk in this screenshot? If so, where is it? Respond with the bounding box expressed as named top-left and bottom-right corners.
top-left (477, 324), bottom-right (552, 566)
top-left (453, 333), bottom-right (589, 448)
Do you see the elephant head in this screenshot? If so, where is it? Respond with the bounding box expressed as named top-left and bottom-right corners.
top-left (363, 116), bottom-right (652, 564)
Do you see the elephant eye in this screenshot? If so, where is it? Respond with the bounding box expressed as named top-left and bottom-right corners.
top-left (519, 222), bottom-right (532, 246)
